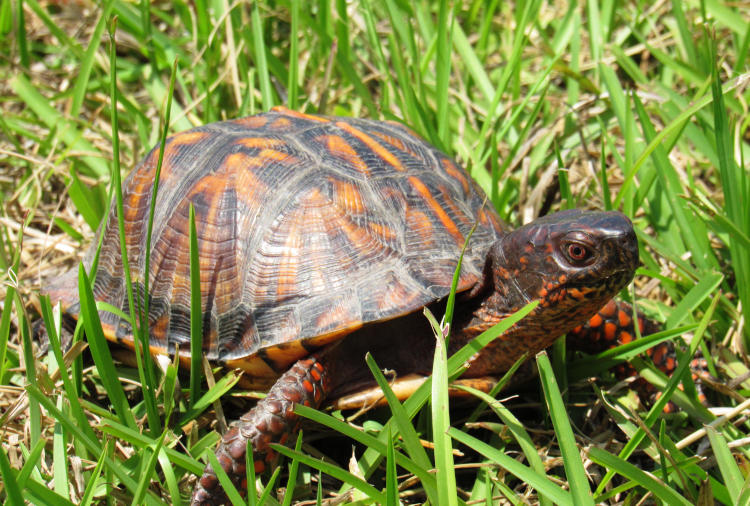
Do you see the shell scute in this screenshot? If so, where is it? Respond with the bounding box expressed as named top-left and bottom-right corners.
top-left (47, 108), bottom-right (504, 379)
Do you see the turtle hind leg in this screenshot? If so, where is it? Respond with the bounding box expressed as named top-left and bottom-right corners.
top-left (191, 356), bottom-right (330, 506)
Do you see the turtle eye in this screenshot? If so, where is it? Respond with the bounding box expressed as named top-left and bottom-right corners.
top-left (564, 242), bottom-right (593, 264)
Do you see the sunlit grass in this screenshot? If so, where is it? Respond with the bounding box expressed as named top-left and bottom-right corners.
top-left (0, 0), bottom-right (748, 504)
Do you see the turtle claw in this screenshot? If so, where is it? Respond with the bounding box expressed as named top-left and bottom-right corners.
top-left (191, 357), bottom-right (329, 505)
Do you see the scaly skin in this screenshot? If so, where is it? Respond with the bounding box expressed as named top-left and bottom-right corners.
top-left (568, 299), bottom-right (707, 409)
top-left (191, 357), bottom-right (330, 506)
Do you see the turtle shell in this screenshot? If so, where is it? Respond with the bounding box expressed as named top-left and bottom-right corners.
top-left (48, 106), bottom-right (506, 383)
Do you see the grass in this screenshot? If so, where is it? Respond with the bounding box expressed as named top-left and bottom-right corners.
top-left (1, 0), bottom-right (749, 504)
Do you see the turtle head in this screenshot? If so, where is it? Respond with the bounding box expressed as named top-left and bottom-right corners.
top-left (489, 209), bottom-right (638, 334)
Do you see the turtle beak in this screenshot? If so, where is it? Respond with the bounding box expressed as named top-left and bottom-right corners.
top-left (598, 212), bottom-right (638, 276)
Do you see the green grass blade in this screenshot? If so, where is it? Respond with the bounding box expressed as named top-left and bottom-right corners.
top-left (108, 15), bottom-right (161, 436)
top-left (52, 396), bottom-right (69, 498)
top-left (357, 301), bottom-right (538, 478)
top-left (444, 222), bottom-right (477, 327)
top-left (77, 264), bottom-right (137, 429)
top-left (179, 368), bottom-right (242, 425)
top-left (0, 443), bottom-right (24, 505)
top-left (709, 40), bottom-right (750, 344)
top-left (287, 0), bottom-right (300, 109)
top-left (364, 353), bottom-right (433, 472)
top-left (430, 308), bottom-right (458, 506)
top-left (449, 427), bottom-right (572, 505)
top-left (189, 202), bottom-right (203, 407)
top-left (705, 426), bottom-right (743, 503)
top-left (294, 403), bottom-right (438, 494)
top-left (10, 74), bottom-right (110, 180)
top-left (15, 305), bottom-right (40, 450)
top-left (70, 1), bottom-right (115, 117)
top-left (257, 467), bottom-right (282, 506)
top-left (205, 451), bottom-right (246, 506)
top-left (588, 447), bottom-right (692, 506)
top-left (246, 441), bottom-right (257, 506)
top-left (435, 0), bottom-right (452, 146)
top-left (251, 1), bottom-right (274, 110)
top-left (131, 429), bottom-right (169, 505)
top-left (616, 75), bottom-right (745, 208)
top-left (596, 292), bottom-right (720, 494)
top-left (15, 439), bottom-right (44, 487)
top-left (273, 445), bottom-right (387, 503)
top-left (454, 384), bottom-right (551, 506)
top-left (281, 431), bottom-right (304, 506)
top-left (23, 0), bottom-right (82, 57)
top-left (100, 419), bottom-right (202, 474)
top-left (536, 351), bottom-right (594, 506)
top-left (79, 441), bottom-right (110, 506)
top-left (142, 58), bottom-right (179, 420)
top-left (26, 385), bottom-right (163, 506)
top-left (385, 424), bottom-right (399, 506)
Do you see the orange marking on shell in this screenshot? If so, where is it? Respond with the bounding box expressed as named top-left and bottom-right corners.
top-left (172, 130), bottom-right (211, 146)
top-left (370, 130), bottom-right (408, 154)
top-left (619, 331), bottom-right (633, 344)
top-left (406, 208), bottom-right (435, 248)
top-left (368, 222), bottom-right (397, 242)
top-left (270, 116), bottom-right (292, 129)
top-left (441, 157), bottom-right (470, 194)
top-left (618, 310), bottom-right (632, 328)
top-left (276, 222), bottom-right (302, 298)
top-left (604, 322), bottom-right (617, 341)
top-left (331, 178), bottom-right (366, 214)
top-left (438, 184), bottom-right (472, 226)
top-left (233, 115), bottom-right (269, 129)
top-left (322, 134), bottom-right (370, 175)
top-left (235, 137), bottom-right (285, 149)
top-left (378, 274), bottom-right (421, 312)
top-left (336, 121), bottom-right (407, 171)
top-left (408, 176), bottom-right (464, 245)
top-left (315, 300), bottom-right (360, 332)
top-left (271, 106), bottom-right (330, 123)
top-left (258, 148), bottom-right (294, 163)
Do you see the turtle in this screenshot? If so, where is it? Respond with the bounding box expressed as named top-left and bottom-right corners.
top-left (42, 106), bottom-right (644, 505)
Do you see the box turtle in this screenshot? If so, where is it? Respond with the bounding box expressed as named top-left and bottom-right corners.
top-left (44, 106), bottom-right (651, 505)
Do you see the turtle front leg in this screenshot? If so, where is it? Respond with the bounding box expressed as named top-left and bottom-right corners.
top-left (191, 356), bottom-right (330, 506)
top-left (567, 299), bottom-right (707, 409)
